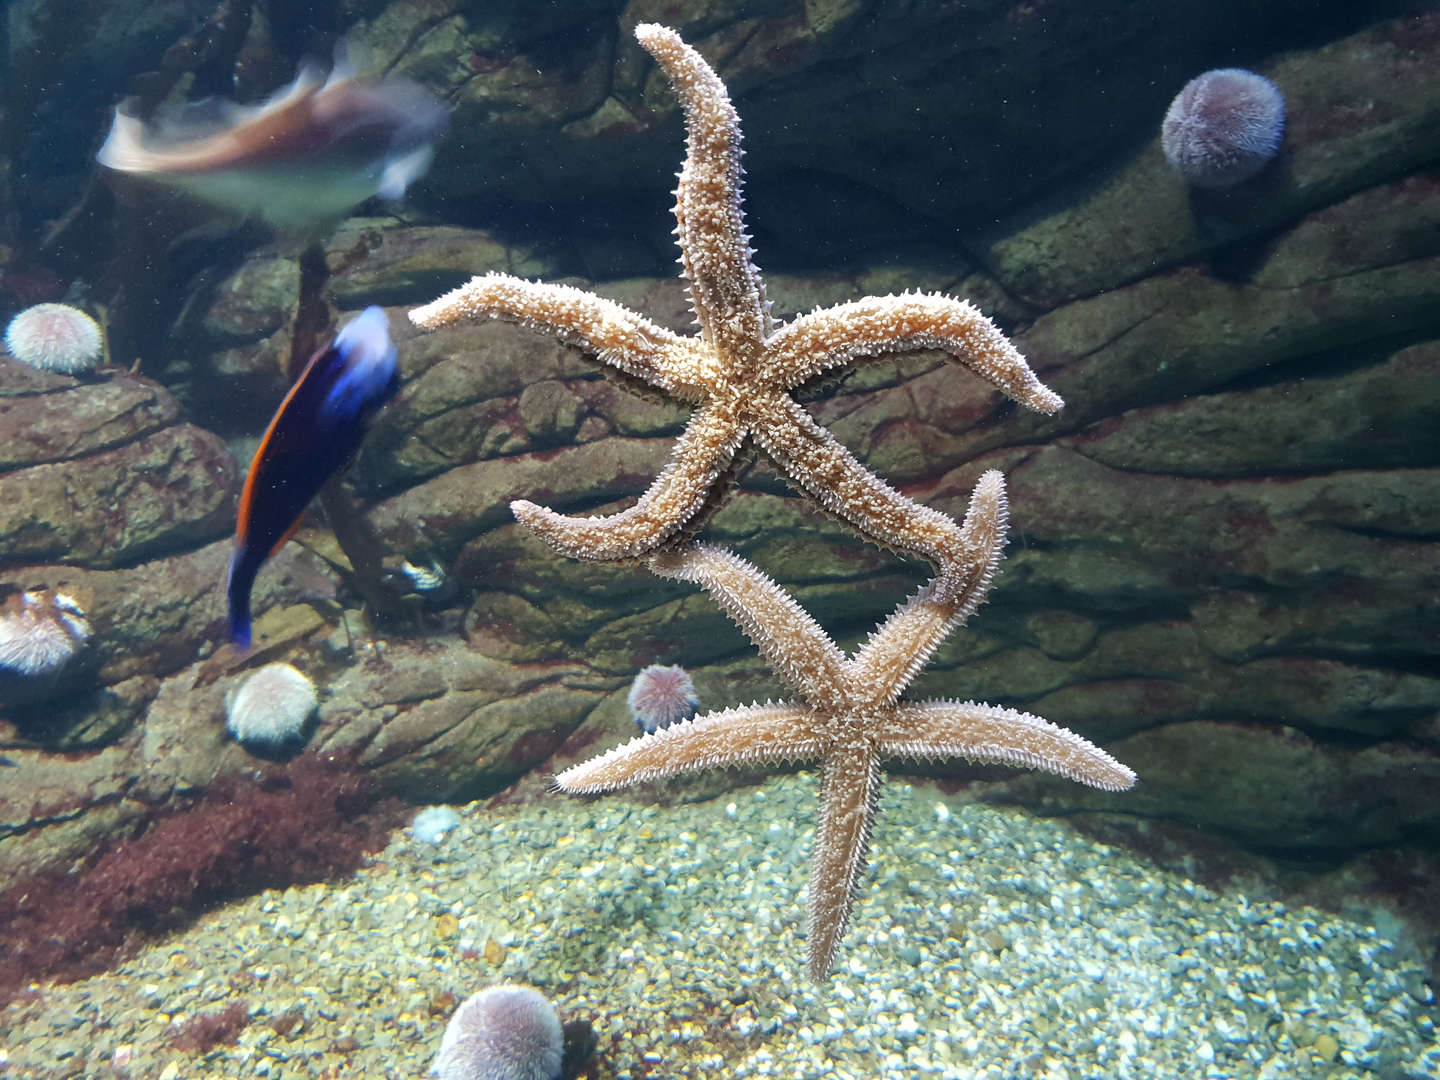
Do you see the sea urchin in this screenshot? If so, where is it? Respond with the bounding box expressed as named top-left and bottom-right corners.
top-left (1162, 67), bottom-right (1286, 188)
top-left (431, 984), bottom-right (564, 1080)
top-left (626, 663), bottom-right (699, 734)
top-left (225, 662), bottom-right (318, 753)
top-left (0, 589), bottom-right (92, 676)
top-left (4, 303), bottom-right (104, 373)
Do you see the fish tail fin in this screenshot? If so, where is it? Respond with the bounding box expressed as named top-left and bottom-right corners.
top-left (96, 110), bottom-right (151, 173)
top-left (377, 144), bottom-right (435, 200)
top-left (226, 546), bottom-right (259, 650)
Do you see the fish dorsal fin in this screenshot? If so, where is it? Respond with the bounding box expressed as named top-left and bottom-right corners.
top-left (124, 63), bottom-right (327, 152)
top-left (241, 60), bottom-right (327, 118)
top-left (325, 37), bottom-right (364, 87)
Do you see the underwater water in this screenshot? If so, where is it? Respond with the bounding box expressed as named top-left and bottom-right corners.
top-left (1, 2), bottom-right (1438, 1079)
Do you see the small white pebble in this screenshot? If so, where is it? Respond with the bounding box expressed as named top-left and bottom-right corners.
top-left (410, 806), bottom-right (461, 844)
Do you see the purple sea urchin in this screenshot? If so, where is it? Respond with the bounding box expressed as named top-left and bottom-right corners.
top-left (0, 589), bottom-right (91, 676)
top-left (3, 303), bottom-right (104, 373)
top-left (431, 985), bottom-right (564, 1080)
top-left (225, 662), bottom-right (317, 751)
top-left (626, 663), bottom-right (699, 734)
top-left (1162, 68), bottom-right (1285, 188)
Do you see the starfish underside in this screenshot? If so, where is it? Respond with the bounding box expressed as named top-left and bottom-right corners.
top-left (408, 24), bottom-right (1062, 566)
top-left (555, 471), bottom-right (1136, 979)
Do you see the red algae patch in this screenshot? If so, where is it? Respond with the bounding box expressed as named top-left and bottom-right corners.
top-left (0, 754), bottom-right (400, 1004)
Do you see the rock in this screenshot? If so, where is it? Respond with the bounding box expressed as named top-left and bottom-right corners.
top-left (977, 12), bottom-right (1440, 306)
top-left (0, 426), bottom-right (235, 568)
top-left (1059, 343), bottom-right (1440, 477)
top-left (359, 0), bottom-right (1427, 264)
top-left (0, 633), bottom-right (608, 887)
top-left (0, 369), bottom-right (179, 469)
top-left (1, 0), bottom-right (1438, 946)
top-left (1071, 722), bottom-right (1440, 849)
top-left (0, 732), bottom-right (150, 885)
top-left (353, 304), bottom-right (605, 494)
top-left (0, 368), bottom-right (236, 569)
top-left (171, 252), bottom-right (300, 436)
top-left (326, 222), bottom-right (553, 310)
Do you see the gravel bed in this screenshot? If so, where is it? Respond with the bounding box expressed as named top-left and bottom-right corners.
top-left (1, 773), bottom-right (1435, 1079)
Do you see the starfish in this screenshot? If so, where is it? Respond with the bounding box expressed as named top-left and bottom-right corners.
top-left (409, 23), bottom-right (1062, 566)
top-left (554, 471), bottom-right (1135, 980)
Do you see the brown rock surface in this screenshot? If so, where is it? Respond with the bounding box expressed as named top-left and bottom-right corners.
top-left (328, 8), bottom-right (1440, 864)
top-left (0, 637), bottom-right (604, 890)
top-left (0, 2), bottom-right (1436, 956)
top-left (0, 427), bottom-right (235, 569)
top-left (0, 365), bottom-right (237, 570)
top-left (0, 370), bottom-right (179, 470)
top-left (977, 14), bottom-right (1440, 306)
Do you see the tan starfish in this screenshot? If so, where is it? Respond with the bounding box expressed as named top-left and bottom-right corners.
top-left (554, 471), bottom-right (1135, 979)
top-left (409, 23), bottom-right (1062, 565)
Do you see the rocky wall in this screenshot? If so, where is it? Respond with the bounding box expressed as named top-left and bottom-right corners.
top-left (0, 3), bottom-right (1436, 919)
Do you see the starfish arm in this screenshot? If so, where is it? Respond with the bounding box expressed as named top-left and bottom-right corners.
top-left (647, 543), bottom-right (850, 710)
top-left (767, 293), bottom-right (1063, 413)
top-left (877, 700), bottom-right (1137, 792)
top-left (806, 745), bottom-right (882, 980)
top-left (408, 272), bottom-right (702, 393)
top-left (553, 701), bottom-right (822, 793)
top-left (635, 24), bottom-right (771, 352)
top-left (752, 394), bottom-right (966, 565)
top-left (854, 471), bottom-right (1008, 704)
top-left (511, 401), bottom-right (743, 559)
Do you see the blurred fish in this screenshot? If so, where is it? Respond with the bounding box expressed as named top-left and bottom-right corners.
top-left (97, 54), bottom-right (446, 226)
top-left (227, 306), bottom-right (400, 648)
top-left (398, 558), bottom-right (446, 593)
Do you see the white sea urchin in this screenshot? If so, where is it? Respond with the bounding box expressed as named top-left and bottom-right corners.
top-left (431, 984), bottom-right (564, 1080)
top-left (225, 662), bottom-right (318, 751)
top-left (0, 589), bottom-right (92, 676)
top-left (4, 303), bottom-right (104, 374)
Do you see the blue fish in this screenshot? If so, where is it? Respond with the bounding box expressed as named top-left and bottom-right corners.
top-left (227, 306), bottom-right (400, 648)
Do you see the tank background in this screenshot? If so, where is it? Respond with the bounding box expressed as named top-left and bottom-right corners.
top-left (0, 0), bottom-right (1437, 982)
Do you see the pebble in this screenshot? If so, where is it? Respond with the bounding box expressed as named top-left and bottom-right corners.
top-left (0, 773), bottom-right (1433, 1078)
